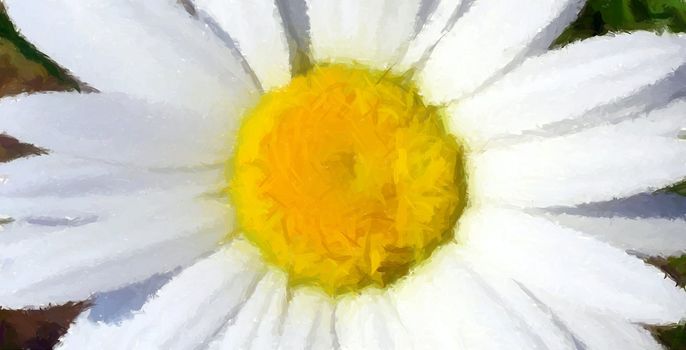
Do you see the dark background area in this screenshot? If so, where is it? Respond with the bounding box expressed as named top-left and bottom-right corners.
top-left (0, 0), bottom-right (685, 349)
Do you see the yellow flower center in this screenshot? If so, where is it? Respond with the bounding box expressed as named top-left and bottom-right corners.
top-left (229, 64), bottom-right (467, 295)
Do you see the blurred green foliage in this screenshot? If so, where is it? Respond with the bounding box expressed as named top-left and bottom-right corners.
top-left (668, 256), bottom-right (686, 284)
top-left (656, 324), bottom-right (686, 350)
top-left (0, 4), bottom-right (77, 91)
top-left (668, 181), bottom-right (686, 196)
top-left (556, 0), bottom-right (686, 45)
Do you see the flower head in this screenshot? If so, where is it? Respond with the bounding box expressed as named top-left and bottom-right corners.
top-left (1, 0), bottom-right (686, 349)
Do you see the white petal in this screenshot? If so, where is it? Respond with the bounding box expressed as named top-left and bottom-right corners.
top-left (86, 273), bottom-right (174, 324)
top-left (463, 264), bottom-right (581, 350)
top-left (419, 0), bottom-right (585, 103)
top-left (3, 0), bottom-right (258, 113)
top-left (396, 0), bottom-right (466, 71)
top-left (191, 0), bottom-right (291, 90)
top-left (58, 242), bottom-right (266, 350)
top-left (0, 220), bottom-right (58, 246)
top-left (0, 177), bottom-right (215, 244)
top-left (1, 93), bottom-right (240, 168)
top-left (278, 288), bottom-right (335, 350)
top-left (0, 188), bottom-right (231, 309)
top-left (56, 274), bottom-right (172, 348)
top-left (451, 32), bottom-right (686, 146)
top-left (0, 154), bottom-right (222, 199)
top-left (335, 292), bottom-right (412, 350)
top-left (207, 269), bottom-right (287, 350)
top-left (544, 213), bottom-right (686, 257)
top-left (307, 0), bottom-right (421, 69)
top-left (471, 114), bottom-right (686, 207)
top-left (306, 299), bottom-right (336, 350)
top-left (550, 192), bottom-right (686, 220)
top-left (608, 99), bottom-right (686, 138)
top-left (460, 207), bottom-right (686, 323)
top-left (56, 313), bottom-right (118, 350)
top-left (504, 69), bottom-right (686, 144)
top-left (391, 244), bottom-right (547, 350)
top-left (545, 302), bottom-right (663, 350)
top-left (250, 278), bottom-right (289, 350)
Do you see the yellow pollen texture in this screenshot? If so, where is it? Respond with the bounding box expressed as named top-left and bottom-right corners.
top-left (230, 64), bottom-right (467, 295)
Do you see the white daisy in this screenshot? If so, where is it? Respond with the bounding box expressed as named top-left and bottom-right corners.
top-left (1, 0), bottom-right (686, 349)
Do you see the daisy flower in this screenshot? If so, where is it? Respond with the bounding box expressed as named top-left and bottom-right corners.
top-left (2, 0), bottom-right (686, 349)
